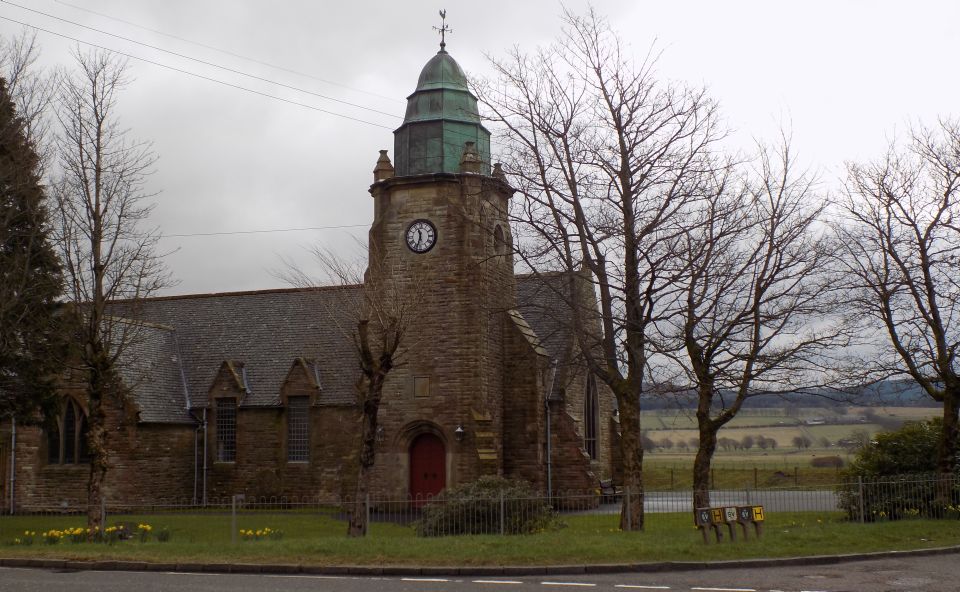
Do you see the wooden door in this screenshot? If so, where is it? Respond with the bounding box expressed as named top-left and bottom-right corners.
top-left (409, 433), bottom-right (445, 502)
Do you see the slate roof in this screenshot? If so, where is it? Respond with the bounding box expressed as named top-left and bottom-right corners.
top-left (515, 273), bottom-right (574, 362)
top-left (115, 323), bottom-right (193, 424)
top-left (110, 276), bottom-right (579, 423)
top-left (112, 286), bottom-right (363, 420)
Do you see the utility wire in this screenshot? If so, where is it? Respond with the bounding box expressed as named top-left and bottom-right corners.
top-left (2, 0), bottom-right (401, 119)
top-left (0, 14), bottom-right (395, 129)
top-left (53, 0), bottom-right (403, 103)
top-left (162, 223), bottom-right (368, 238)
top-left (0, 10), bottom-right (506, 153)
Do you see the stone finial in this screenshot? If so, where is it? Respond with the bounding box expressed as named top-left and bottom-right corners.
top-left (459, 141), bottom-right (482, 174)
top-left (492, 162), bottom-right (506, 181)
top-left (373, 150), bottom-right (395, 181)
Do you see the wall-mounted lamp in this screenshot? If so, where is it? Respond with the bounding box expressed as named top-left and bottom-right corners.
top-left (375, 425), bottom-right (385, 443)
top-left (454, 425), bottom-right (465, 442)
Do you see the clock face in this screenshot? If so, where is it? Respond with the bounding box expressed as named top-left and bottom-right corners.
top-left (405, 219), bottom-right (437, 253)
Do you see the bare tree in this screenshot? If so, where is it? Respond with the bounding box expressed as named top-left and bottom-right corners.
top-left (0, 29), bottom-right (54, 169)
top-left (836, 119), bottom-right (960, 475)
top-left (665, 140), bottom-right (847, 507)
top-left (277, 244), bottom-right (419, 537)
top-left (52, 49), bottom-right (168, 532)
top-left (480, 7), bottom-right (724, 531)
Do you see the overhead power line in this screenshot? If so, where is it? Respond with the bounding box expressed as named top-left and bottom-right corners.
top-left (53, 0), bottom-right (403, 103)
top-left (1, 0), bottom-right (401, 120)
top-left (0, 14), bottom-right (394, 129)
top-left (162, 223), bottom-right (368, 238)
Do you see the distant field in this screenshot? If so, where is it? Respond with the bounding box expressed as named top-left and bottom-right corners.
top-left (640, 406), bottom-right (939, 456)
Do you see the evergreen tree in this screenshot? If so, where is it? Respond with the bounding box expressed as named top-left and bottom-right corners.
top-left (0, 76), bottom-right (64, 422)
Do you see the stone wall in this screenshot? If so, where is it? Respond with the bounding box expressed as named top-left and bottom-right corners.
top-left (501, 319), bottom-right (547, 489)
top-left (366, 171), bottom-right (515, 496)
top-left (2, 392), bottom-right (196, 511)
top-left (204, 405), bottom-right (358, 501)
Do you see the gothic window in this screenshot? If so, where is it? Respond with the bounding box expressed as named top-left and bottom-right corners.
top-left (583, 376), bottom-right (599, 460)
top-left (46, 399), bottom-right (90, 464)
top-left (286, 396), bottom-right (309, 462)
top-left (215, 398), bottom-right (237, 462)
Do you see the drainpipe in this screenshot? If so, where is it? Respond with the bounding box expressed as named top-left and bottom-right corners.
top-left (544, 359), bottom-right (558, 499)
top-left (202, 407), bottom-right (208, 506)
top-left (192, 417), bottom-right (199, 504)
top-left (9, 417), bottom-right (16, 515)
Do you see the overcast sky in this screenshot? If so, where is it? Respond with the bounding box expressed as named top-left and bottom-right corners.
top-left (2, 0), bottom-right (958, 296)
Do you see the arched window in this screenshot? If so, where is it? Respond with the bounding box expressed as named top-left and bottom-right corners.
top-left (583, 376), bottom-right (599, 460)
top-left (47, 399), bottom-right (90, 464)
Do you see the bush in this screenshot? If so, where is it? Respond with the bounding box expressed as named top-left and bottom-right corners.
top-left (836, 419), bottom-right (960, 521)
top-left (415, 476), bottom-right (557, 536)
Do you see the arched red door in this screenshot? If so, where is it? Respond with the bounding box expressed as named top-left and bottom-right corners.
top-left (409, 433), bottom-right (446, 502)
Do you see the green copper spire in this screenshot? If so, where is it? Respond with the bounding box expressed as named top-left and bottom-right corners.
top-left (393, 44), bottom-right (491, 176)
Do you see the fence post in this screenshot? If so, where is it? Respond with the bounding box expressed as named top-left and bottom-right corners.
top-left (857, 476), bottom-right (865, 524)
top-left (794, 466), bottom-right (799, 486)
top-left (231, 495), bottom-right (237, 544)
top-left (100, 496), bottom-right (106, 528)
top-left (364, 493), bottom-right (370, 537)
top-left (500, 490), bottom-right (505, 536)
top-left (754, 467), bottom-right (758, 489)
top-left (624, 486), bottom-right (631, 532)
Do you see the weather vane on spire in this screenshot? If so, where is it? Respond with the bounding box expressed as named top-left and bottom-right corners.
top-left (434, 9), bottom-right (452, 51)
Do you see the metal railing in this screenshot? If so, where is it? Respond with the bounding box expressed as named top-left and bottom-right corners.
top-left (1, 474), bottom-right (957, 543)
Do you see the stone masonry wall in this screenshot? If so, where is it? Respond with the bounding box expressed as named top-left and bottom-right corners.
top-left (501, 321), bottom-right (547, 490)
top-left (3, 391), bottom-right (196, 511)
top-left (366, 171), bottom-right (514, 496)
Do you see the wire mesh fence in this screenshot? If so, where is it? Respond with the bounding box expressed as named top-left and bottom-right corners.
top-left (1, 474), bottom-right (957, 544)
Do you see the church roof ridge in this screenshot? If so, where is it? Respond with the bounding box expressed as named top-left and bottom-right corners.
top-left (124, 284), bottom-right (362, 303)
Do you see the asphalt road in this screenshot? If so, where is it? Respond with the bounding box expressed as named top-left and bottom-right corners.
top-left (640, 490), bottom-right (838, 514)
top-left (1, 554), bottom-right (958, 592)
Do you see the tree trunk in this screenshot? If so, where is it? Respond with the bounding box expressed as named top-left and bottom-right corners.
top-left (347, 380), bottom-right (381, 537)
top-left (617, 398), bottom-right (644, 531)
top-left (938, 389), bottom-right (959, 476)
top-left (693, 425), bottom-right (717, 509)
top-left (347, 462), bottom-right (371, 537)
top-left (935, 389), bottom-right (959, 511)
top-left (85, 365), bottom-right (109, 536)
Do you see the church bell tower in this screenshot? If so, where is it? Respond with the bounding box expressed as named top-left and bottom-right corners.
top-left (365, 31), bottom-right (516, 498)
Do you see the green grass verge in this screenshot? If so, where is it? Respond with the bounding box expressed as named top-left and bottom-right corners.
top-left (1, 512), bottom-right (958, 566)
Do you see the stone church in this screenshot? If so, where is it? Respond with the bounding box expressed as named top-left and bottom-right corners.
top-left (0, 45), bottom-right (616, 510)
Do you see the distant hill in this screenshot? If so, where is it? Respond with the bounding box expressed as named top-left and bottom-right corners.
top-left (641, 379), bottom-right (939, 410)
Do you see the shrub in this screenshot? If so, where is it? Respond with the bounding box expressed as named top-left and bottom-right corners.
top-left (415, 476), bottom-right (557, 537)
top-left (837, 419), bottom-right (960, 521)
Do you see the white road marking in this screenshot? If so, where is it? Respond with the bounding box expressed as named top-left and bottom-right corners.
top-left (162, 572), bottom-right (219, 576)
top-left (265, 575), bottom-right (353, 580)
top-left (401, 578), bottom-right (451, 582)
top-left (541, 583), bottom-right (597, 587)
top-left (691, 588), bottom-right (756, 592)
top-left (614, 586), bottom-right (672, 590)
top-left (473, 581), bottom-right (524, 585)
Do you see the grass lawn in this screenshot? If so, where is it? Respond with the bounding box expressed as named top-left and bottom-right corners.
top-left (1, 511), bottom-right (958, 566)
